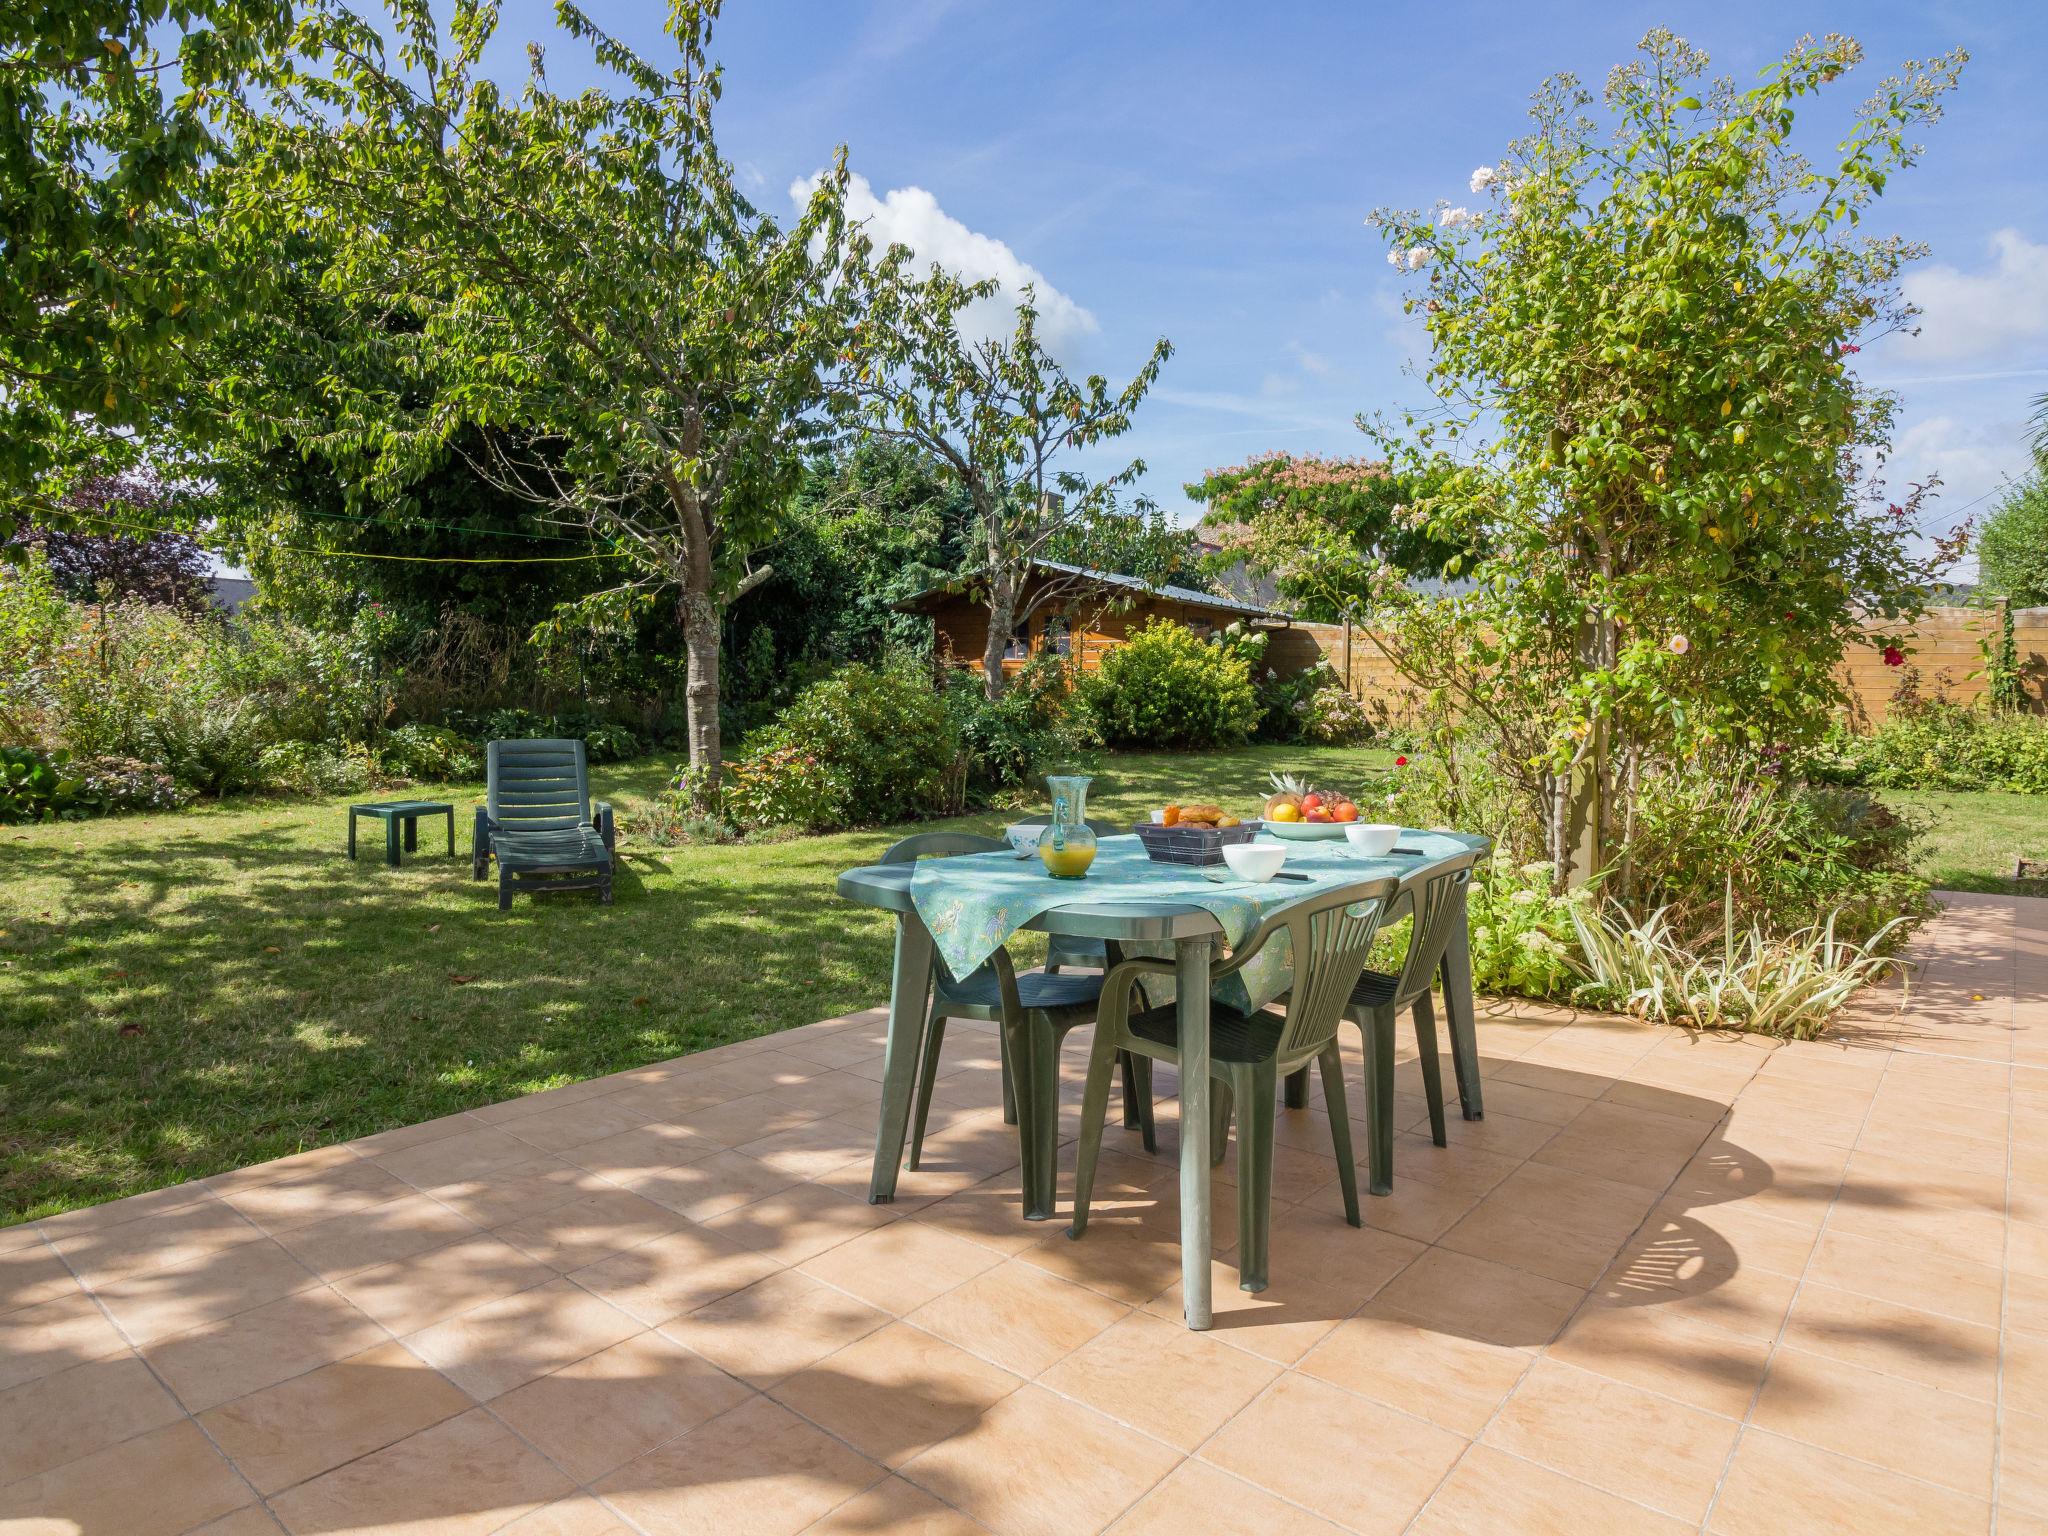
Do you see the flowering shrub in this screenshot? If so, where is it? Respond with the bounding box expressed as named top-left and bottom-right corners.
top-left (1082, 619), bottom-right (1258, 748)
top-left (376, 724), bottom-right (483, 783)
top-left (722, 745), bottom-right (847, 832)
top-left (72, 755), bottom-right (185, 814)
top-left (1465, 858), bottom-right (1584, 1000)
top-left (944, 651), bottom-right (1096, 799)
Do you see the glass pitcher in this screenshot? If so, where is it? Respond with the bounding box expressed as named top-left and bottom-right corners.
top-left (1038, 774), bottom-right (1098, 879)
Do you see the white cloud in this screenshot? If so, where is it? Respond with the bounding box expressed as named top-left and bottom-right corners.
top-left (1890, 413), bottom-right (2033, 547)
top-left (797, 171), bottom-right (1097, 353)
top-left (1899, 229), bottom-right (2048, 364)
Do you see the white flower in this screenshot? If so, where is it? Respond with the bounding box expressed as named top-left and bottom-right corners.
top-left (1518, 860), bottom-right (1554, 880)
top-left (1509, 889), bottom-right (1540, 906)
top-left (1668, 634), bottom-right (1691, 657)
top-left (1521, 929), bottom-right (1560, 955)
top-left (1404, 246), bottom-right (1432, 270)
top-left (1386, 249), bottom-right (1404, 269)
top-left (1438, 206), bottom-right (1471, 228)
top-left (1469, 166), bottom-right (1498, 193)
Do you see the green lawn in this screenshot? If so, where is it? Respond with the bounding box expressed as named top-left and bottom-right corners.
top-left (1885, 787), bottom-right (2048, 895)
top-left (0, 744), bottom-right (1390, 1224)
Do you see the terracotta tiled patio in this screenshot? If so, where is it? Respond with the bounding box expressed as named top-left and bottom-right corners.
top-left (3, 892), bottom-right (2043, 1535)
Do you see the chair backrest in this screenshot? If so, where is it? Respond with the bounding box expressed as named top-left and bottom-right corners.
top-left (1230, 877), bottom-right (1400, 1059)
top-left (1391, 849), bottom-right (1486, 1008)
top-left (487, 740), bottom-right (592, 833)
top-left (880, 831), bottom-right (1009, 865)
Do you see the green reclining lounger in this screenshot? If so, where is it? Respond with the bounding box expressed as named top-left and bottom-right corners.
top-left (473, 739), bottom-right (615, 910)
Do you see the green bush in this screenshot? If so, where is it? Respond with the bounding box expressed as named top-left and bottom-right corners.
top-left (378, 723), bottom-right (484, 782)
top-left (258, 740), bottom-right (375, 794)
top-left (1810, 700), bottom-right (2048, 795)
top-left (72, 755), bottom-right (185, 814)
top-left (730, 661), bottom-right (958, 830)
top-left (944, 651), bottom-right (1096, 798)
top-left (0, 747), bottom-right (92, 824)
top-left (1081, 619), bottom-right (1258, 748)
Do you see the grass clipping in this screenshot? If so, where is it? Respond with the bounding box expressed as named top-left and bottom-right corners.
top-left (1567, 879), bottom-right (1910, 1040)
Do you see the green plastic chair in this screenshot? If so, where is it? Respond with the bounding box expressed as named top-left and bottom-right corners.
top-left (1068, 876), bottom-right (1399, 1292)
top-left (884, 832), bottom-right (1155, 1218)
top-left (472, 739), bottom-right (615, 910)
top-left (1329, 850), bottom-right (1483, 1195)
top-left (1002, 815), bottom-right (1124, 976)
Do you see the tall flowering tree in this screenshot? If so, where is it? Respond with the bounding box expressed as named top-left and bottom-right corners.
top-left (1366, 30), bottom-right (1967, 881)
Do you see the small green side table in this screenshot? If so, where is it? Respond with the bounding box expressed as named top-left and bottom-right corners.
top-left (349, 800), bottom-right (456, 867)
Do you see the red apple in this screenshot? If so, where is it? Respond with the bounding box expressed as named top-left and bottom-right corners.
top-left (1300, 792), bottom-right (1325, 814)
top-left (1305, 807), bottom-right (1332, 824)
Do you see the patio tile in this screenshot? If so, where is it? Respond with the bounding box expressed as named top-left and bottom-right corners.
top-left (1411, 1442), bottom-right (1694, 1536)
top-left (490, 1186), bottom-right (688, 1272)
top-left (329, 1232), bottom-right (558, 1335)
top-left (499, 1495), bottom-right (640, 1535)
top-left (1372, 1246), bottom-right (1585, 1348)
top-left (402, 1277), bottom-right (642, 1400)
top-left (564, 1121), bottom-right (712, 1184)
top-left (368, 1124), bottom-right (539, 1189)
top-left (1547, 1295), bottom-right (1775, 1417)
top-left (48, 1196), bottom-right (263, 1287)
top-left (901, 1382), bottom-right (1180, 1536)
top-left (1708, 1428), bottom-right (1991, 1535)
top-left (2002, 1409), bottom-right (2048, 1519)
top-left (0, 1238), bottom-right (78, 1315)
top-left (501, 1096), bottom-right (657, 1154)
top-left (662, 1269), bottom-right (888, 1387)
top-left (143, 1284), bottom-right (386, 1412)
top-left (1299, 1299), bottom-right (1535, 1435)
top-left (198, 1339), bottom-right (470, 1494)
top-left (33, 1179), bottom-right (218, 1238)
top-left (704, 1179), bottom-right (902, 1265)
top-left (795, 1216), bottom-right (1003, 1314)
top-left (627, 1148), bottom-right (805, 1222)
top-left (908, 1257), bottom-right (1127, 1377)
top-left (596, 1394), bottom-right (885, 1536)
top-left (1804, 1225), bottom-right (2005, 1326)
top-left (0, 1287), bottom-right (131, 1391)
top-left (0, 1418), bottom-right (252, 1536)
top-left (492, 1328), bottom-right (752, 1482)
top-left (1039, 1309), bottom-right (1278, 1449)
top-left (1483, 1356), bottom-right (1740, 1522)
top-left (1778, 1281), bottom-right (1999, 1399)
top-left (0, 1353), bottom-right (185, 1484)
top-left (1586, 1224), bottom-right (1801, 1342)
top-left (798, 1476), bottom-right (982, 1535)
top-left (268, 1407), bottom-right (575, 1535)
top-left (569, 1220), bottom-right (784, 1324)
top-left (274, 1190), bottom-right (479, 1280)
top-left (2008, 1326), bottom-right (2048, 1419)
top-left (770, 1321), bottom-right (1021, 1467)
top-left (1143, 1260), bottom-right (1361, 1365)
top-left (1112, 1459), bottom-right (1348, 1535)
top-left (906, 1174), bottom-right (1050, 1256)
top-left (93, 1234), bottom-right (319, 1345)
top-left (1530, 1099), bottom-right (1716, 1190)
top-left (1437, 1161), bottom-right (1659, 1289)
top-left (1203, 1371), bottom-right (1467, 1534)
top-left (735, 1116), bottom-right (876, 1179)
top-left (217, 1157), bottom-right (411, 1235)
top-left (1751, 1346), bottom-right (1994, 1498)
top-left (424, 1155), bottom-right (613, 1228)
top-left (193, 1507), bottom-right (289, 1536)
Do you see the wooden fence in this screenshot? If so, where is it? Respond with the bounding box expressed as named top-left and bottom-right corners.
top-left (1264, 605), bottom-right (2048, 727)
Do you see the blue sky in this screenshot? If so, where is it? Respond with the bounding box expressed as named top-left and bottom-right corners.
top-left (497, 1), bottom-right (2047, 562)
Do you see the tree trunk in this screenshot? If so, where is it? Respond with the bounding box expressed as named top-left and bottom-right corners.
top-left (681, 586), bottom-right (722, 805)
top-left (982, 569), bottom-right (1017, 701)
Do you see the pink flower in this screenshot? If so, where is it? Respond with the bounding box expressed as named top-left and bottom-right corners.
top-left (1882, 645), bottom-right (1904, 667)
top-left (1668, 634), bottom-right (1691, 656)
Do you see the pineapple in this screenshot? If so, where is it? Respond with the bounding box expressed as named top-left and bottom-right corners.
top-left (1264, 770), bottom-right (1315, 820)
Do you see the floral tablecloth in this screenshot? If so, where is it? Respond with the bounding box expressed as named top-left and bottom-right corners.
top-left (908, 829), bottom-right (1480, 1012)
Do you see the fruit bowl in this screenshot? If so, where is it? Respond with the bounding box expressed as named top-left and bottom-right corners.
top-left (1262, 819), bottom-right (1349, 841)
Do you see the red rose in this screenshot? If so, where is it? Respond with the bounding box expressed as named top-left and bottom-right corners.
top-left (1882, 645), bottom-right (1904, 667)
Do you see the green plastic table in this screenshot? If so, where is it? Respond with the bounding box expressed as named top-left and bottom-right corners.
top-left (837, 832), bottom-right (1485, 1330)
top-left (348, 800), bottom-right (456, 867)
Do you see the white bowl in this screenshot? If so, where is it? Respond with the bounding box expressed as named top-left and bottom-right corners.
top-left (1345, 823), bottom-right (1401, 857)
top-left (1221, 843), bottom-right (1287, 883)
top-left (1004, 824), bottom-right (1041, 855)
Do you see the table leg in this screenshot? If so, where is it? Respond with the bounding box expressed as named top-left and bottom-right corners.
top-left (1440, 906), bottom-right (1484, 1120)
top-left (445, 808), bottom-right (455, 856)
top-left (347, 810), bottom-right (357, 861)
top-left (384, 818), bottom-right (400, 868)
top-left (1177, 935), bottom-right (1215, 1329)
top-left (403, 817), bottom-right (418, 854)
top-left (869, 914), bottom-right (935, 1204)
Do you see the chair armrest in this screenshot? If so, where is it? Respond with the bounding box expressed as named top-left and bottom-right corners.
top-left (593, 801), bottom-right (615, 851)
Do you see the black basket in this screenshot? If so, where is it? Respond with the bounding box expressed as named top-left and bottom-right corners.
top-left (1131, 820), bottom-right (1261, 866)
